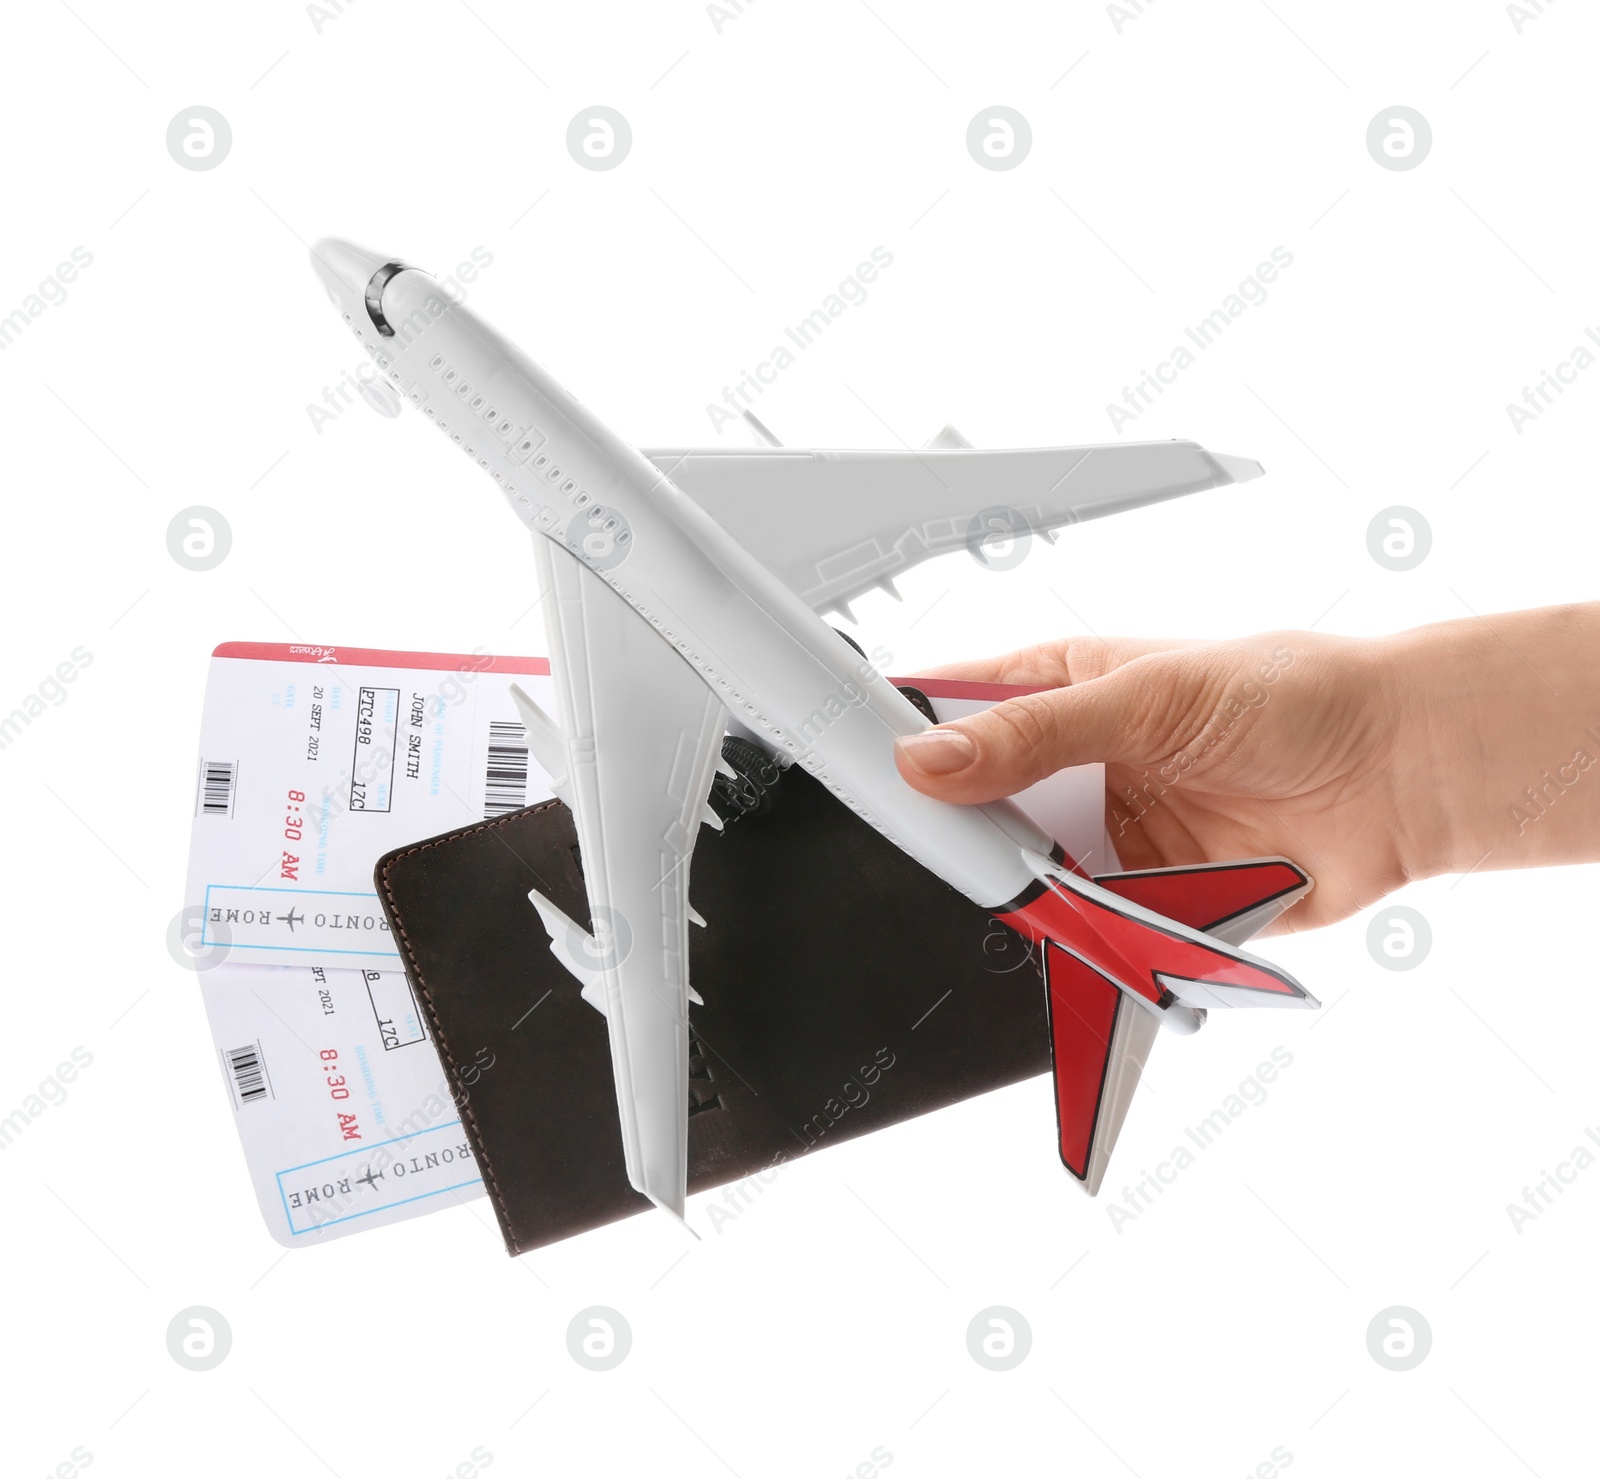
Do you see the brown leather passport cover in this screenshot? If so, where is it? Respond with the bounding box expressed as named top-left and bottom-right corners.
top-left (374, 759), bottom-right (1050, 1255)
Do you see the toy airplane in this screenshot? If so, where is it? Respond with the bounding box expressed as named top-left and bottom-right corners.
top-left (310, 239), bottom-right (1318, 1225)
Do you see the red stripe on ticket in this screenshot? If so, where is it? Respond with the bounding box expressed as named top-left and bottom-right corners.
top-left (212, 642), bottom-right (551, 675)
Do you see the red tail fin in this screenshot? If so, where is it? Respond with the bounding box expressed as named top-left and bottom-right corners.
top-left (1043, 945), bottom-right (1158, 1193)
top-left (1002, 855), bottom-right (1316, 1196)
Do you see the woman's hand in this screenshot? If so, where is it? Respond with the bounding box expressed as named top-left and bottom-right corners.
top-left (894, 607), bottom-right (1600, 933)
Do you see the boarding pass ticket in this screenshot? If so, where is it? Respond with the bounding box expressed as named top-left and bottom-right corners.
top-left (185, 642), bottom-right (556, 970)
top-left (186, 643), bottom-right (1110, 1246)
top-left (200, 960), bottom-right (495, 1244)
top-left (186, 642), bottom-right (557, 1245)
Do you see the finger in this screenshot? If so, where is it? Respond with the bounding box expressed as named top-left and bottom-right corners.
top-left (913, 634), bottom-right (1200, 688)
top-left (894, 652), bottom-right (1203, 804)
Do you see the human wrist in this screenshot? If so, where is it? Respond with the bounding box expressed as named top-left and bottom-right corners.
top-left (1377, 604), bottom-right (1600, 878)
top-left (1372, 621), bottom-right (1494, 881)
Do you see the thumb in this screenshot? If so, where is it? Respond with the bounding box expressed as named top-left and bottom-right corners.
top-left (893, 659), bottom-right (1193, 804)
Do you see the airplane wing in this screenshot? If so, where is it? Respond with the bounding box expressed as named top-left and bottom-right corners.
top-left (512, 536), bottom-right (727, 1226)
top-left (643, 441), bottom-right (1262, 619)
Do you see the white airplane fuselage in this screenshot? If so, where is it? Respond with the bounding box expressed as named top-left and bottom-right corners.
top-left (315, 245), bottom-right (1054, 910)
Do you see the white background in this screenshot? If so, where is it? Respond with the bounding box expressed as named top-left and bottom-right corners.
top-left (3, 1), bottom-right (1598, 1474)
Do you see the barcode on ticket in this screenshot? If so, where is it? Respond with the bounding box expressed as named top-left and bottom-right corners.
top-left (224, 1041), bottom-right (272, 1108)
top-left (483, 720), bottom-right (530, 818)
top-left (197, 758), bottom-right (238, 818)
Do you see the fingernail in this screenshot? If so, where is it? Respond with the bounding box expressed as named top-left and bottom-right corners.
top-left (896, 728), bottom-right (976, 776)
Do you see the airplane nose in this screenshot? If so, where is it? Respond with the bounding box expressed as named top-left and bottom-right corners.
top-left (308, 237), bottom-right (392, 306)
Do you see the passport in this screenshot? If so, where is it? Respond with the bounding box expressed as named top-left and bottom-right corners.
top-left (373, 683), bottom-right (1092, 1253)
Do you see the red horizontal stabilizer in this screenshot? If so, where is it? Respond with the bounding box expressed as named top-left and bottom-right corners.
top-left (1094, 859), bottom-right (1309, 939)
top-left (999, 862), bottom-right (1312, 1009)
